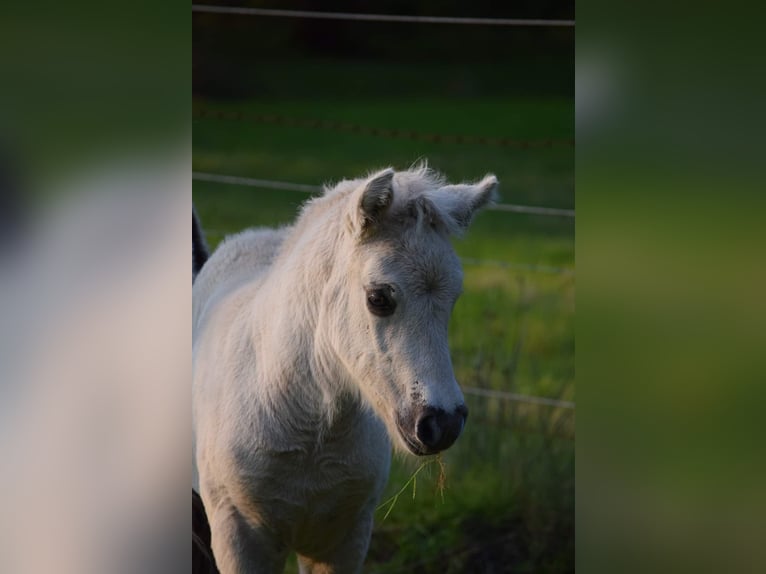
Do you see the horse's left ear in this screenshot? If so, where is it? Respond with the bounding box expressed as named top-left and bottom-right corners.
top-left (352, 168), bottom-right (395, 236)
top-left (440, 174), bottom-right (499, 231)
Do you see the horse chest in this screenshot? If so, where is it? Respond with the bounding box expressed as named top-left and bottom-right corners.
top-left (234, 436), bottom-right (391, 552)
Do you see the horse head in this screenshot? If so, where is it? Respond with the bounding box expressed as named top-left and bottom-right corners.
top-left (320, 166), bottom-right (498, 455)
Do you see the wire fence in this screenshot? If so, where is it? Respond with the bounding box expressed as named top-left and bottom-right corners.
top-left (193, 108), bottom-right (576, 150)
top-left (192, 171), bottom-right (575, 219)
top-left (191, 4), bottom-right (576, 27)
top-left (462, 387), bottom-right (574, 409)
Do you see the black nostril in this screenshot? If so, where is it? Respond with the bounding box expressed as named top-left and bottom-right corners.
top-left (415, 406), bottom-right (468, 453)
top-left (416, 413), bottom-right (442, 449)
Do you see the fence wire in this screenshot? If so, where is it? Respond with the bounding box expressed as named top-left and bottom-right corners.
top-left (193, 108), bottom-right (576, 150)
top-left (192, 172), bottom-right (575, 219)
top-left (191, 5), bottom-right (575, 27)
top-left (462, 387), bottom-right (574, 409)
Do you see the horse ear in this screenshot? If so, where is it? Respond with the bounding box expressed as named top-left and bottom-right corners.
top-left (441, 174), bottom-right (498, 231)
top-left (355, 168), bottom-right (395, 235)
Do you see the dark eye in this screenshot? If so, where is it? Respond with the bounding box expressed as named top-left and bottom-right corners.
top-left (366, 287), bottom-right (396, 317)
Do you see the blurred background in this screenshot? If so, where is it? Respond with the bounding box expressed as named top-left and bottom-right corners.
top-left (193, 2), bottom-right (574, 572)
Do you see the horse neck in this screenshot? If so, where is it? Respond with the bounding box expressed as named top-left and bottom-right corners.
top-left (250, 206), bottom-right (360, 428)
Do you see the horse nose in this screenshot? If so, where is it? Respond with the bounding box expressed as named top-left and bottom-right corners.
top-left (415, 404), bottom-right (468, 453)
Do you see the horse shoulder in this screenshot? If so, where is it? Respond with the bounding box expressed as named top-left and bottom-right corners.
top-left (193, 227), bottom-right (289, 330)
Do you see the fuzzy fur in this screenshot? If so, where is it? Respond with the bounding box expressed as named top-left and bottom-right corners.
top-left (192, 165), bottom-right (497, 573)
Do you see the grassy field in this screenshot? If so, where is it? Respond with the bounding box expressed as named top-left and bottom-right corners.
top-left (193, 95), bottom-right (574, 572)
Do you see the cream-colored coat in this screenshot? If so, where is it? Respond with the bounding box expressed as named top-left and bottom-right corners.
top-left (193, 166), bottom-right (497, 573)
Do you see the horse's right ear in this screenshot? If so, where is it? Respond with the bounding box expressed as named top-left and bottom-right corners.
top-left (440, 174), bottom-right (499, 232)
top-left (351, 168), bottom-right (395, 237)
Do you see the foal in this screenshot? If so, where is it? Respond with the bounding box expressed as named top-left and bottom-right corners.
top-left (193, 166), bottom-right (497, 573)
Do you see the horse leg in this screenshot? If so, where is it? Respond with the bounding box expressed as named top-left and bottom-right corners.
top-left (296, 512), bottom-right (375, 574)
top-left (208, 502), bottom-right (287, 574)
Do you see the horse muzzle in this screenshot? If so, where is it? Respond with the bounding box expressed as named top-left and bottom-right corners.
top-left (397, 404), bottom-right (468, 456)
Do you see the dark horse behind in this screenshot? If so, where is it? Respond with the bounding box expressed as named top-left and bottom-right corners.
top-left (192, 208), bottom-right (217, 574)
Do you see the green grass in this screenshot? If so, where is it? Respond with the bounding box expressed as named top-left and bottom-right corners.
top-left (194, 94), bottom-right (574, 573)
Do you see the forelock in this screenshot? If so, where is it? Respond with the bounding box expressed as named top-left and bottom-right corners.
top-left (387, 167), bottom-right (464, 236)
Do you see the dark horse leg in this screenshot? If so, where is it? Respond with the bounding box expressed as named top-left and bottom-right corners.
top-left (193, 489), bottom-right (219, 574)
top-left (193, 208), bottom-right (209, 281)
top-left (193, 208), bottom-right (214, 571)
